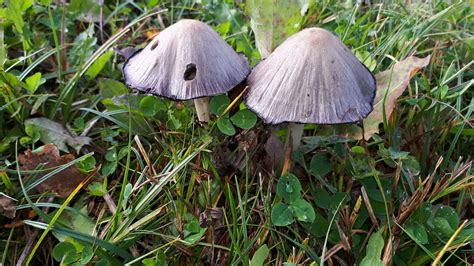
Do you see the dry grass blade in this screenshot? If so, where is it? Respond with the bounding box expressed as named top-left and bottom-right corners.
top-left (134, 135), bottom-right (158, 183)
top-left (361, 186), bottom-right (379, 229)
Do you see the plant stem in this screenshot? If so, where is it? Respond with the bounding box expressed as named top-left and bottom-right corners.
top-left (285, 123), bottom-right (304, 152)
top-left (194, 97), bottom-right (211, 122)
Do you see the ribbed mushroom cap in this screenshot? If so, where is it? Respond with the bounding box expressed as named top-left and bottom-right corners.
top-left (245, 27), bottom-right (376, 124)
top-left (123, 19), bottom-right (250, 100)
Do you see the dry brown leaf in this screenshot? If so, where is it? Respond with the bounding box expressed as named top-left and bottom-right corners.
top-left (0, 195), bottom-right (16, 219)
top-left (19, 144), bottom-right (93, 198)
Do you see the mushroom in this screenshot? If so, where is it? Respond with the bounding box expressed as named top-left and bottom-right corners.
top-left (245, 27), bottom-right (376, 150)
top-left (123, 19), bottom-right (250, 122)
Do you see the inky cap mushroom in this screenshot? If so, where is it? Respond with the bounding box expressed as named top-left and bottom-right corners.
top-left (245, 27), bottom-right (376, 125)
top-left (123, 19), bottom-right (250, 121)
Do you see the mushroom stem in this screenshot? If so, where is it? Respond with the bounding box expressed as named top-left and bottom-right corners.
top-left (285, 123), bottom-right (304, 152)
top-left (194, 97), bottom-right (211, 122)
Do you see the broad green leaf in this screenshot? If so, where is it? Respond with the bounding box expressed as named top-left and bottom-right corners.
top-left (360, 229), bottom-right (384, 266)
top-left (292, 198), bottom-right (315, 223)
top-left (230, 109), bottom-right (257, 129)
top-left (431, 217), bottom-right (455, 238)
top-left (182, 227), bottom-right (206, 246)
top-left (76, 154), bottom-right (96, 173)
top-left (250, 244), bottom-right (269, 266)
top-left (410, 202), bottom-right (432, 224)
top-left (276, 173), bottom-right (301, 204)
top-left (406, 221), bottom-right (428, 244)
top-left (53, 242), bottom-right (77, 263)
top-left (433, 205), bottom-right (459, 231)
top-left (139, 96), bottom-right (166, 116)
top-left (99, 78), bottom-right (129, 99)
top-left (80, 246), bottom-right (94, 264)
top-left (55, 206), bottom-right (96, 239)
top-left (314, 188), bottom-right (331, 209)
top-left (355, 50), bottom-right (377, 71)
top-left (308, 212), bottom-right (329, 237)
top-left (184, 219), bottom-right (201, 234)
top-left (217, 117), bottom-right (236, 136)
top-left (87, 182), bottom-right (106, 196)
top-left (25, 72), bottom-right (45, 93)
top-left (329, 192), bottom-right (348, 210)
top-left (210, 94), bottom-right (230, 115)
top-left (85, 50), bottom-right (113, 79)
top-left (24, 118), bottom-right (91, 153)
top-left (309, 154), bottom-right (332, 177)
top-left (271, 202), bottom-right (293, 226)
top-left (247, 0), bottom-right (312, 58)
top-left (101, 161), bottom-right (117, 176)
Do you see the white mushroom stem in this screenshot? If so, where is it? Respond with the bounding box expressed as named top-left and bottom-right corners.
top-left (194, 97), bottom-right (211, 122)
top-left (285, 123), bottom-right (304, 152)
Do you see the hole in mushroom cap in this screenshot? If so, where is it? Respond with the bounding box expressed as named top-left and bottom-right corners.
top-left (184, 63), bottom-right (197, 81)
top-left (150, 40), bottom-right (159, 51)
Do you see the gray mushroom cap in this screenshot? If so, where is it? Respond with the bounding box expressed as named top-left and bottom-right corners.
top-left (123, 19), bottom-right (250, 100)
top-left (245, 27), bottom-right (376, 125)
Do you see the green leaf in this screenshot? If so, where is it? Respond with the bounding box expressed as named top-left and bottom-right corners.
top-left (360, 229), bottom-right (384, 266)
top-left (410, 202), bottom-right (432, 224)
top-left (431, 217), bottom-right (455, 238)
top-left (247, 0), bottom-right (310, 57)
top-left (121, 183), bottom-right (133, 211)
top-left (101, 161), bottom-right (117, 176)
top-left (230, 109), bottom-right (257, 129)
top-left (271, 202), bottom-right (293, 226)
top-left (406, 221), bottom-right (428, 244)
top-left (139, 96), bottom-right (166, 116)
top-left (53, 242), bottom-right (77, 263)
top-left (80, 246), bottom-right (94, 264)
top-left (308, 212), bottom-right (329, 237)
top-left (355, 50), bottom-right (377, 71)
top-left (309, 154), bottom-right (331, 177)
top-left (351, 146), bottom-right (365, 154)
top-left (182, 227), bottom-right (206, 246)
top-left (210, 94), bottom-right (230, 115)
top-left (250, 244), bottom-right (269, 266)
top-left (85, 50), bottom-right (114, 80)
top-left (434, 206), bottom-right (459, 231)
top-left (25, 72), bottom-right (45, 93)
top-left (314, 188), bottom-right (331, 209)
top-left (24, 118), bottom-right (91, 153)
top-left (292, 199), bottom-right (315, 223)
top-left (87, 182), bottom-right (106, 196)
top-left (184, 219), bottom-right (201, 234)
top-left (217, 117), bottom-right (236, 136)
top-left (329, 193), bottom-right (348, 210)
top-left (76, 155), bottom-right (96, 173)
top-left (276, 173), bottom-right (301, 204)
top-left (99, 79), bottom-right (129, 99)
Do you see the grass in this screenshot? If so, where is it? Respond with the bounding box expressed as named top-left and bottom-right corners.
top-left (0, 0), bottom-right (473, 265)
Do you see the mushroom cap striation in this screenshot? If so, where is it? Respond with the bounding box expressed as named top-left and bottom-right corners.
top-left (123, 19), bottom-right (250, 100)
top-left (245, 27), bottom-right (376, 124)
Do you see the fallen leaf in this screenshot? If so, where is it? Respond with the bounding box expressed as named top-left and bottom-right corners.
top-left (19, 144), bottom-right (93, 197)
top-left (247, 0), bottom-right (311, 58)
top-left (0, 194), bottom-right (16, 219)
top-left (320, 55), bottom-right (431, 140)
top-left (25, 118), bottom-right (90, 153)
